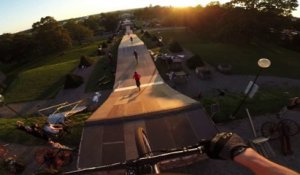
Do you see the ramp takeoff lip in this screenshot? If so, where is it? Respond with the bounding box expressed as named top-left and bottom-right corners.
top-left (114, 81), bottom-right (164, 92)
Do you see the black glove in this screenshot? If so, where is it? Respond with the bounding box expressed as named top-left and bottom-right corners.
top-left (206, 132), bottom-right (249, 160)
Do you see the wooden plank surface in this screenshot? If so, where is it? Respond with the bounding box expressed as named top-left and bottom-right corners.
top-left (77, 29), bottom-right (217, 170)
top-left (87, 33), bottom-right (198, 122)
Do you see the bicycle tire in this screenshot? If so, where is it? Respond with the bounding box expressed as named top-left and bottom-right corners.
top-left (135, 127), bottom-right (153, 157)
top-left (279, 119), bottom-right (300, 136)
top-left (261, 122), bottom-right (280, 140)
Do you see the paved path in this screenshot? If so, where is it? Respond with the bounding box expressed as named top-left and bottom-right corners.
top-left (171, 66), bottom-right (300, 98)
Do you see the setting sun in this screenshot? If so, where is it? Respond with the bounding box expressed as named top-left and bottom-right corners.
top-left (166, 0), bottom-right (209, 7)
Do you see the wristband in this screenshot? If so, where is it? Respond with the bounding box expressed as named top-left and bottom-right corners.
top-left (231, 146), bottom-right (248, 159)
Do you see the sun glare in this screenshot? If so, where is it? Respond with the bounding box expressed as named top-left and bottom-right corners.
top-left (167, 0), bottom-right (212, 7)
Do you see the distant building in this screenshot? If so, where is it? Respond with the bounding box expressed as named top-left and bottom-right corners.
top-left (120, 19), bottom-right (134, 29)
top-left (281, 29), bottom-right (299, 40)
top-left (120, 13), bottom-right (133, 19)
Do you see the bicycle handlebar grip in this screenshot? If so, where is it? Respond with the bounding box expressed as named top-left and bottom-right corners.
top-left (206, 132), bottom-right (249, 160)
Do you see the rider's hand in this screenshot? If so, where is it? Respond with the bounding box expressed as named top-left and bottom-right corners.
top-left (206, 132), bottom-right (249, 160)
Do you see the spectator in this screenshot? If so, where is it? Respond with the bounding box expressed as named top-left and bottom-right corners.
top-left (43, 122), bottom-right (63, 135)
top-left (92, 92), bottom-right (101, 103)
top-left (48, 113), bottom-right (65, 125)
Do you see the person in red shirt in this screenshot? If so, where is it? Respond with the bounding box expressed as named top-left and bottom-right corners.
top-left (133, 71), bottom-right (141, 91)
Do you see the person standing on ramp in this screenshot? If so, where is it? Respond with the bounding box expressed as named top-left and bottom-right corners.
top-left (133, 71), bottom-right (141, 91)
top-left (133, 50), bottom-right (138, 64)
top-left (130, 36), bottom-right (133, 43)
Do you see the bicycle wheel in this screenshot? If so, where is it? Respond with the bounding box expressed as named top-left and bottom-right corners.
top-left (135, 127), bottom-right (152, 157)
top-left (279, 119), bottom-right (300, 136)
top-left (261, 122), bottom-right (280, 140)
top-left (135, 127), bottom-right (160, 174)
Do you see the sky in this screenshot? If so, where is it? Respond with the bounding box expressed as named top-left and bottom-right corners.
top-left (1, 0), bottom-right (300, 35)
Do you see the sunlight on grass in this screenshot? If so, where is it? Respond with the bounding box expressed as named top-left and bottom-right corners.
top-left (4, 60), bottom-right (78, 103)
top-left (39, 43), bottom-right (99, 66)
top-left (4, 42), bottom-right (101, 79)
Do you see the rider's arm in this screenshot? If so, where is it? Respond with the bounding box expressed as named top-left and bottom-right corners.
top-left (234, 148), bottom-right (299, 175)
top-left (207, 132), bottom-right (299, 175)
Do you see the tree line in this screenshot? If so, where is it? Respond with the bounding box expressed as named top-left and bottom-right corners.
top-left (0, 13), bottom-right (119, 64)
top-left (134, 0), bottom-right (300, 49)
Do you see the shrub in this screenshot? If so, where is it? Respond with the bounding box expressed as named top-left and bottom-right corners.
top-left (78, 56), bottom-right (93, 68)
top-left (64, 74), bottom-right (84, 89)
top-left (101, 42), bottom-right (108, 48)
top-left (144, 31), bottom-right (151, 38)
top-left (169, 40), bottom-right (183, 53)
top-left (186, 54), bottom-right (205, 70)
top-left (152, 35), bottom-right (159, 42)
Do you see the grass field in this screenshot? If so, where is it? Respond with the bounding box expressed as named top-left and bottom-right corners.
top-left (2, 41), bottom-right (103, 103)
top-left (139, 28), bottom-right (300, 122)
top-left (85, 38), bottom-right (121, 92)
top-left (200, 87), bottom-right (300, 123)
top-left (157, 29), bottom-right (300, 79)
top-left (4, 60), bottom-right (78, 103)
top-left (4, 43), bottom-right (100, 77)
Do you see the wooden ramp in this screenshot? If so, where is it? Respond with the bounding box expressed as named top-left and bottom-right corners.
top-left (77, 30), bottom-right (217, 169)
top-left (87, 33), bottom-right (198, 123)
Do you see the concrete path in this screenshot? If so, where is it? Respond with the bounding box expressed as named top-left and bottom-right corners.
top-left (171, 66), bottom-right (300, 98)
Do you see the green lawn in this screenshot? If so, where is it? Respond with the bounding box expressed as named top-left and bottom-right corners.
top-left (200, 88), bottom-right (300, 123)
top-left (85, 38), bottom-right (121, 92)
top-left (2, 41), bottom-right (104, 103)
top-left (0, 113), bottom-right (89, 146)
top-left (4, 42), bottom-right (100, 78)
top-left (85, 57), bottom-right (114, 92)
top-left (4, 60), bottom-right (78, 103)
top-left (158, 29), bottom-right (300, 79)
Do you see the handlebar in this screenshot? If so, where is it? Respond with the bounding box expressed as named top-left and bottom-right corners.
top-left (64, 140), bottom-right (209, 175)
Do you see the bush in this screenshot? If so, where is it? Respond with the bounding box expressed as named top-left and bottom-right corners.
top-left (144, 31), bottom-right (151, 38)
top-left (64, 74), bottom-right (84, 89)
top-left (101, 42), bottom-right (108, 48)
top-left (169, 40), bottom-right (183, 53)
top-left (186, 54), bottom-right (205, 70)
top-left (152, 35), bottom-right (159, 42)
top-left (107, 36), bottom-right (114, 43)
top-left (78, 56), bottom-right (93, 68)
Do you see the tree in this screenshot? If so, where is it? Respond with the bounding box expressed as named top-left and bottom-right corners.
top-left (0, 33), bottom-right (13, 63)
top-left (230, 0), bottom-right (298, 16)
top-left (0, 33), bottom-right (35, 63)
top-left (32, 16), bottom-right (72, 54)
top-left (10, 34), bottom-right (36, 63)
top-left (83, 16), bottom-right (101, 33)
top-left (100, 13), bottom-right (119, 32)
top-left (64, 21), bottom-right (93, 44)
